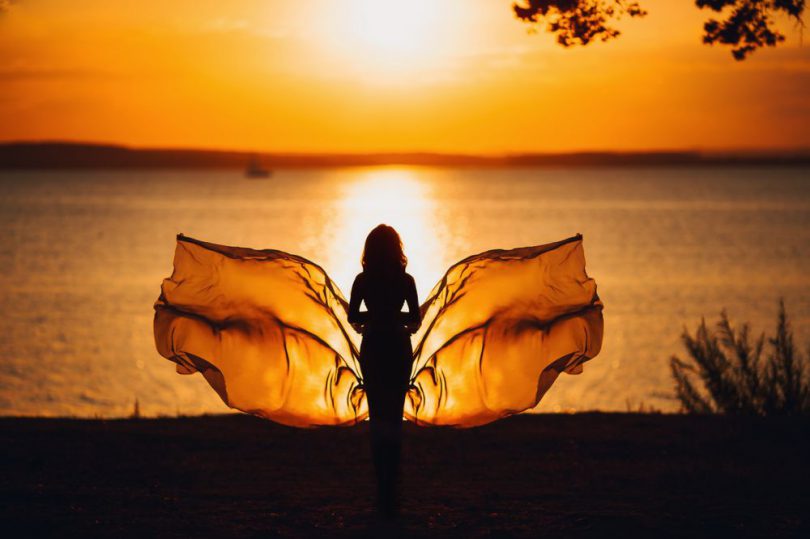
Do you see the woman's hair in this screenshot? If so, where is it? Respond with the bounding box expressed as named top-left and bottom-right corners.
top-left (362, 224), bottom-right (407, 273)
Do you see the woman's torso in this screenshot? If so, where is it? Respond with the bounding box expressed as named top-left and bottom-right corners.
top-left (359, 270), bottom-right (410, 331)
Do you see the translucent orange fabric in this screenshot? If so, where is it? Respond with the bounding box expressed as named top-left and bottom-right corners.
top-left (154, 235), bottom-right (603, 427)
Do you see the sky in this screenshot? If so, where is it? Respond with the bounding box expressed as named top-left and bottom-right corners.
top-left (0, 0), bottom-right (808, 153)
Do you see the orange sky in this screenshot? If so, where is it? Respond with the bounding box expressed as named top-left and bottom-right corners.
top-left (0, 0), bottom-right (808, 153)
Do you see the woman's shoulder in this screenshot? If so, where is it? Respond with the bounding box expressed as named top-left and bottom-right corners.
top-left (356, 269), bottom-right (412, 285)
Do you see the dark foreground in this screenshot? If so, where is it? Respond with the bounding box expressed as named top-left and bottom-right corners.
top-left (1, 414), bottom-right (808, 538)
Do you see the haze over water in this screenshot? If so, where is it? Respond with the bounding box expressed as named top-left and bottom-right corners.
top-left (1, 166), bottom-right (809, 417)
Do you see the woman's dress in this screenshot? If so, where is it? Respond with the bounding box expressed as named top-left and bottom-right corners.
top-left (348, 270), bottom-right (419, 425)
top-left (347, 270), bottom-right (420, 514)
top-left (153, 234), bottom-right (604, 428)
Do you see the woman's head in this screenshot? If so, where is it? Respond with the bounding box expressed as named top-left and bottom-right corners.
top-left (362, 224), bottom-right (407, 273)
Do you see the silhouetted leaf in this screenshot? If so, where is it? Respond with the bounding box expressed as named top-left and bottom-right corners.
top-left (513, 0), bottom-right (647, 47)
top-left (514, 0), bottom-right (805, 59)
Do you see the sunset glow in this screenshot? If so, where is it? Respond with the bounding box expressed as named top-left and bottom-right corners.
top-left (0, 0), bottom-right (807, 151)
top-left (339, 0), bottom-right (443, 63)
top-left (329, 168), bottom-right (447, 297)
top-left (1, 2), bottom-right (809, 534)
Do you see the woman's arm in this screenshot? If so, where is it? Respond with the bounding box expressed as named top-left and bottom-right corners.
top-left (403, 274), bottom-right (421, 333)
top-left (347, 274), bottom-right (366, 333)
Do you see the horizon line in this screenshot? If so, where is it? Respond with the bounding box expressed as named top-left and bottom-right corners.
top-left (3, 139), bottom-right (810, 157)
top-left (2, 140), bottom-right (810, 170)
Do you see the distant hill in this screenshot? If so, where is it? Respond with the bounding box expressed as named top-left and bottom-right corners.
top-left (1, 142), bottom-right (809, 169)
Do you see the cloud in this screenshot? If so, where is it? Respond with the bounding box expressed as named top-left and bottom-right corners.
top-left (0, 66), bottom-right (112, 81)
top-left (201, 17), bottom-right (250, 34)
top-left (0, 1), bottom-right (16, 14)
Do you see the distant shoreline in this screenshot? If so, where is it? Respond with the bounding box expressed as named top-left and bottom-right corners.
top-left (2, 141), bottom-right (810, 169)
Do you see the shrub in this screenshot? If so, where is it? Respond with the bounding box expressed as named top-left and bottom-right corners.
top-left (670, 300), bottom-right (810, 415)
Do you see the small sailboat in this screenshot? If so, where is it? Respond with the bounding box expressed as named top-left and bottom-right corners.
top-left (245, 154), bottom-right (272, 178)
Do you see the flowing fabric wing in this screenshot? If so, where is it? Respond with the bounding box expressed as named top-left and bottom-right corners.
top-left (153, 235), bottom-right (366, 427)
top-left (404, 235), bottom-right (604, 427)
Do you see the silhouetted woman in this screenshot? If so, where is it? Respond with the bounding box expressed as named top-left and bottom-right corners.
top-left (348, 224), bottom-right (421, 518)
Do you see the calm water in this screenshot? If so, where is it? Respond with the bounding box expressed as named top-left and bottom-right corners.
top-left (1, 167), bottom-right (809, 417)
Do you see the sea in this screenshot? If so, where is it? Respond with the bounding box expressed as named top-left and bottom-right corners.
top-left (1, 166), bottom-right (809, 417)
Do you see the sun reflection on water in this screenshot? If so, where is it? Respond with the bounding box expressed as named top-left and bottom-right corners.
top-left (326, 168), bottom-right (448, 300)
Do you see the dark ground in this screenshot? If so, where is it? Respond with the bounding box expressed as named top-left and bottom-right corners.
top-left (1, 413), bottom-right (809, 538)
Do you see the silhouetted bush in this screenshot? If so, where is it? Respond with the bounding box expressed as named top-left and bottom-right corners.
top-left (670, 300), bottom-right (810, 415)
